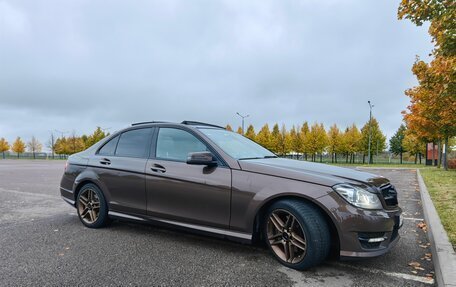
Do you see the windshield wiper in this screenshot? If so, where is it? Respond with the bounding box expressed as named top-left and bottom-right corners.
top-left (238, 155), bottom-right (278, 160)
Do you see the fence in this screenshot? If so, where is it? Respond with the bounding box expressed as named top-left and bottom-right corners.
top-left (0, 152), bottom-right (67, 160)
top-left (282, 151), bottom-right (426, 165)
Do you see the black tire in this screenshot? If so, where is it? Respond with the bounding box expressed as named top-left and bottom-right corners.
top-left (76, 183), bottom-right (110, 228)
top-left (263, 199), bottom-right (331, 270)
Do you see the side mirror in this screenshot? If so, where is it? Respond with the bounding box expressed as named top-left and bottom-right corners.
top-left (187, 151), bottom-right (217, 166)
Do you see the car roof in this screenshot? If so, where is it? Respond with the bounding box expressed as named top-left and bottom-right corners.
top-left (130, 121), bottom-right (226, 130)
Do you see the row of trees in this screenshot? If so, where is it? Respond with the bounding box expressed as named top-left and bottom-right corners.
top-left (0, 127), bottom-right (109, 159)
top-left (398, 0), bottom-right (455, 170)
top-left (226, 117), bottom-right (387, 163)
top-left (0, 136), bottom-right (41, 159)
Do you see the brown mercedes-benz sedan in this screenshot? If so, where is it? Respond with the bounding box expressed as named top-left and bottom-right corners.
top-left (60, 121), bottom-right (402, 270)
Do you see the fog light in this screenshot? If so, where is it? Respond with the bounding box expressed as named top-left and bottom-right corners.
top-left (367, 237), bottom-right (386, 243)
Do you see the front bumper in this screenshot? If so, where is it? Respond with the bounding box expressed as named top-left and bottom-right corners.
top-left (319, 192), bottom-right (403, 258)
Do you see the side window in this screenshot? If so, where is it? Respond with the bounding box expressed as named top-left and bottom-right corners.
top-left (156, 128), bottom-right (208, 162)
top-left (115, 128), bottom-right (151, 158)
top-left (98, 135), bottom-right (120, 156)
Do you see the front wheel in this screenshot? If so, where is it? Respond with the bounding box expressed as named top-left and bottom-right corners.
top-left (76, 183), bottom-right (109, 228)
top-left (264, 199), bottom-right (331, 270)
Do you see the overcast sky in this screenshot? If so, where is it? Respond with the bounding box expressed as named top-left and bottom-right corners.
top-left (0, 0), bottom-right (432, 150)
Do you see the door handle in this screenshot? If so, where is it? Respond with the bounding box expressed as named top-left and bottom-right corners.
top-left (150, 164), bottom-right (166, 173)
top-left (100, 158), bottom-right (111, 165)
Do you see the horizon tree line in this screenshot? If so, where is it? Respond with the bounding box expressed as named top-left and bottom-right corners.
top-left (0, 127), bottom-right (109, 159)
top-left (227, 117), bottom-right (394, 164)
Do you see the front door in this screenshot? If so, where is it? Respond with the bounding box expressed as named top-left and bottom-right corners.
top-left (145, 127), bottom-right (231, 229)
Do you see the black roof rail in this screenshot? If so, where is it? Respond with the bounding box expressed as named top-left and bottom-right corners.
top-left (131, 121), bottom-right (169, 126)
top-left (181, 121), bottom-right (225, 129)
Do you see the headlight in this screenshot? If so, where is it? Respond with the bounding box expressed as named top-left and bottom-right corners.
top-left (333, 183), bottom-right (382, 210)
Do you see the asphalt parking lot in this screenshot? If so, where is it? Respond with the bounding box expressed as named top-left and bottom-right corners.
top-left (0, 160), bottom-right (435, 286)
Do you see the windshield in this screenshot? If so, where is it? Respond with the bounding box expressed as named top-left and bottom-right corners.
top-left (199, 128), bottom-right (277, 160)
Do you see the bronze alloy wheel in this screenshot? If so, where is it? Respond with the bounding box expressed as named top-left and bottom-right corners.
top-left (267, 209), bottom-right (307, 264)
top-left (78, 188), bottom-right (101, 224)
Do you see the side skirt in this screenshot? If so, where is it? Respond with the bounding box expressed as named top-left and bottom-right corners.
top-left (108, 211), bottom-right (252, 243)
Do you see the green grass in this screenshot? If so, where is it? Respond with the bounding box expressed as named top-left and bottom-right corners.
top-left (420, 168), bottom-right (456, 249)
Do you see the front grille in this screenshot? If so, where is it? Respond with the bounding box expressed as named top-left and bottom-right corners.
top-left (379, 184), bottom-right (398, 208)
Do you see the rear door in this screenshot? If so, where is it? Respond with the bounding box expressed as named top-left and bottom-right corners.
top-left (145, 127), bottom-right (231, 229)
top-left (89, 127), bottom-right (153, 215)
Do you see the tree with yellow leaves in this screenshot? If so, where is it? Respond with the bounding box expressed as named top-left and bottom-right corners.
top-left (306, 123), bottom-right (328, 162)
top-left (403, 131), bottom-right (426, 164)
top-left (85, 127), bottom-right (109, 149)
top-left (299, 122), bottom-right (310, 160)
top-left (280, 124), bottom-right (292, 156)
top-left (342, 124), bottom-right (362, 163)
top-left (225, 124), bottom-right (233, 132)
top-left (12, 137), bottom-right (26, 158)
top-left (327, 124), bottom-right (342, 163)
top-left (67, 132), bottom-right (85, 155)
top-left (236, 126), bottom-right (243, 134)
top-left (55, 137), bottom-right (69, 156)
top-left (288, 125), bottom-right (301, 159)
top-left (0, 138), bottom-right (10, 159)
top-left (245, 125), bottom-right (256, 141)
top-left (256, 124), bottom-right (272, 151)
top-left (399, 0), bottom-right (455, 170)
top-left (270, 123), bottom-right (281, 154)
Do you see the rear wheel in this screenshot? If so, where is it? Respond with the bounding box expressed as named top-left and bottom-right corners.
top-left (264, 199), bottom-right (330, 270)
top-left (76, 183), bottom-right (109, 228)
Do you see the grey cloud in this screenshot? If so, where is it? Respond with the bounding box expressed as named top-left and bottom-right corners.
top-left (0, 0), bottom-right (432, 148)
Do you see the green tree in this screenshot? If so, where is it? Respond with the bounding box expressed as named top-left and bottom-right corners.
top-left (389, 124), bottom-right (407, 164)
top-left (27, 136), bottom-right (42, 159)
top-left (360, 117), bottom-right (387, 163)
top-left (256, 124), bottom-right (272, 150)
top-left (327, 124), bottom-right (342, 163)
top-left (12, 137), bottom-right (26, 158)
top-left (245, 125), bottom-right (256, 141)
top-left (0, 138), bottom-right (10, 159)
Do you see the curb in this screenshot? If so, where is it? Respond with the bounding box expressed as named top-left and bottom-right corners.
top-left (416, 169), bottom-right (456, 287)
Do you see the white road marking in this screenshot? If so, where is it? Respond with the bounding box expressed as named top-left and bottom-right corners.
top-left (278, 266), bottom-right (354, 287)
top-left (0, 187), bottom-right (59, 199)
top-left (332, 262), bottom-right (434, 285)
top-left (403, 217), bottom-right (425, 221)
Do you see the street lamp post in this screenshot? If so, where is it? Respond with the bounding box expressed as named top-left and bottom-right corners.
top-left (367, 101), bottom-right (374, 165)
top-left (236, 112), bottom-right (250, 135)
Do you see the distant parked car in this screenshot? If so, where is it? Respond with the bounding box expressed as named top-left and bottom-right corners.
top-left (60, 121), bottom-right (402, 270)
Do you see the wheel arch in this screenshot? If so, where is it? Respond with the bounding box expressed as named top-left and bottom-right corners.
top-left (252, 194), bottom-right (340, 258)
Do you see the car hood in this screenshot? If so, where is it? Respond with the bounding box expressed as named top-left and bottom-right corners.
top-left (237, 158), bottom-right (389, 188)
